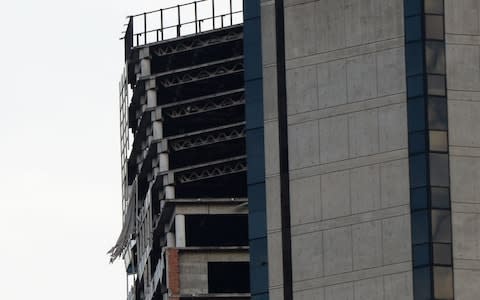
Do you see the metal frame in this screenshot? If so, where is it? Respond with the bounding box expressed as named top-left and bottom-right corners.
top-left (123, 0), bottom-right (244, 55)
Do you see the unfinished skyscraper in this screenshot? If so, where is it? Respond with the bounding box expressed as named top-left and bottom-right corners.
top-left (111, 1), bottom-right (251, 299)
top-left (115, 0), bottom-right (480, 299)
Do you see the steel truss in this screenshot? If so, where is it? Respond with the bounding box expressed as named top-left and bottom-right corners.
top-left (176, 159), bottom-right (247, 184)
top-left (153, 29), bottom-right (243, 56)
top-left (159, 61), bottom-right (244, 87)
top-left (170, 126), bottom-right (245, 151)
top-left (163, 91), bottom-right (245, 118)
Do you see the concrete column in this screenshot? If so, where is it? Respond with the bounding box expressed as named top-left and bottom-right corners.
top-left (165, 186), bottom-right (175, 200)
top-left (147, 89), bottom-right (157, 108)
top-left (139, 48), bottom-right (151, 77)
top-left (175, 215), bottom-right (186, 247)
top-left (140, 58), bottom-right (151, 76)
top-left (160, 153), bottom-right (169, 172)
top-left (152, 121), bottom-right (163, 139)
top-left (166, 232), bottom-right (176, 248)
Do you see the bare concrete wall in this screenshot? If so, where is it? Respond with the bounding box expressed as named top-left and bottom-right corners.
top-left (261, 0), bottom-right (413, 299)
top-left (179, 251), bottom-right (249, 294)
top-left (445, 1), bottom-right (480, 299)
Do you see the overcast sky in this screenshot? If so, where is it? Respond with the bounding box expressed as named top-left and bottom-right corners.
top-left (0, 0), bottom-right (198, 298)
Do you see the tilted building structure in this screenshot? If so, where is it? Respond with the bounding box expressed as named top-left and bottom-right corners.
top-left (112, 1), bottom-right (251, 299)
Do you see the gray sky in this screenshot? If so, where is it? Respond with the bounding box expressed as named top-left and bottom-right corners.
top-left (0, 0), bottom-right (196, 298)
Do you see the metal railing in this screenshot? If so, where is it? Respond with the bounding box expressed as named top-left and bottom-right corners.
top-left (122, 0), bottom-right (243, 59)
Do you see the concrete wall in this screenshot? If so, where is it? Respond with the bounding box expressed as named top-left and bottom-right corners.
top-left (261, 0), bottom-right (413, 299)
top-left (179, 251), bottom-right (249, 294)
top-left (445, 1), bottom-right (480, 299)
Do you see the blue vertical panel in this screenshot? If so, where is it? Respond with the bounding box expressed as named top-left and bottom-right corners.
top-left (243, 0), bottom-right (269, 298)
top-left (404, 1), bottom-right (454, 298)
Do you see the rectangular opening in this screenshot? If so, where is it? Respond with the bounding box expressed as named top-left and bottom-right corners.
top-left (185, 214), bottom-right (248, 247)
top-left (208, 261), bottom-right (250, 293)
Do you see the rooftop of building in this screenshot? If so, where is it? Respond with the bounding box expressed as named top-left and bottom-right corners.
top-left (122, 0), bottom-right (244, 60)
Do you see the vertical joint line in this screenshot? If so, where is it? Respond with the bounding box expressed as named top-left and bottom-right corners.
top-left (274, 0), bottom-right (293, 299)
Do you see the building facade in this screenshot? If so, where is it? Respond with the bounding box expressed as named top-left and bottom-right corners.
top-left (250, 0), bottom-right (480, 299)
top-left (115, 0), bottom-right (480, 299)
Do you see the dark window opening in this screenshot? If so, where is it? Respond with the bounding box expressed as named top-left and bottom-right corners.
top-left (151, 39), bottom-right (243, 74)
top-left (170, 138), bottom-right (246, 169)
top-left (164, 105), bottom-right (245, 137)
top-left (208, 262), bottom-right (250, 293)
top-left (175, 172), bottom-right (247, 198)
top-left (185, 214), bottom-right (248, 247)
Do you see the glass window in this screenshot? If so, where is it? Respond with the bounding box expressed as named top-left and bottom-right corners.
top-left (408, 97), bottom-right (426, 132)
top-left (431, 187), bottom-right (450, 209)
top-left (428, 74), bottom-right (446, 96)
top-left (411, 187), bottom-right (428, 211)
top-left (414, 244), bottom-right (430, 267)
top-left (412, 210), bottom-right (430, 244)
top-left (425, 15), bottom-right (445, 40)
top-left (429, 130), bottom-right (448, 152)
top-left (428, 96), bottom-right (448, 130)
top-left (410, 154), bottom-right (428, 188)
top-left (430, 153), bottom-right (450, 187)
top-left (433, 266), bottom-right (454, 299)
top-left (431, 210), bottom-right (452, 243)
top-left (425, 0), bottom-right (444, 14)
top-left (414, 267), bottom-right (432, 299)
top-left (426, 41), bottom-right (446, 74)
top-left (433, 243), bottom-right (452, 265)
